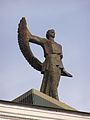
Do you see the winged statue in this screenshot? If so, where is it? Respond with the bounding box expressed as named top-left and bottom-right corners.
top-left (18, 17), bottom-right (72, 100)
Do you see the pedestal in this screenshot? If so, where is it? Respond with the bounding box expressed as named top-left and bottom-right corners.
top-left (13, 89), bottom-right (76, 111)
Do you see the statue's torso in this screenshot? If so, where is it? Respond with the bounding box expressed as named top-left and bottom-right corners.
top-left (43, 40), bottom-right (62, 57)
top-left (42, 40), bottom-right (63, 73)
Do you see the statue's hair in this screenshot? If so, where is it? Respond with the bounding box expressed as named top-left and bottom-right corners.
top-left (46, 29), bottom-right (55, 39)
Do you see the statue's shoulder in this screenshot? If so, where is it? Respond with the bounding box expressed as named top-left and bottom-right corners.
top-left (42, 38), bottom-right (49, 45)
top-left (54, 41), bottom-right (62, 48)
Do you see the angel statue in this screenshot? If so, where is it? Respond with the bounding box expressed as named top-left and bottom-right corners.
top-left (18, 17), bottom-right (72, 100)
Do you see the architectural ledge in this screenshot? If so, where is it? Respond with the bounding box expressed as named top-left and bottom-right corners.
top-left (0, 100), bottom-right (90, 120)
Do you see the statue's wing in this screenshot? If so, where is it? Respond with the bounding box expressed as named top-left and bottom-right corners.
top-left (18, 17), bottom-right (42, 72)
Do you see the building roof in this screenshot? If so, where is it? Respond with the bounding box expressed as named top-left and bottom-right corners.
top-left (0, 99), bottom-right (90, 117)
top-left (0, 91), bottom-right (90, 120)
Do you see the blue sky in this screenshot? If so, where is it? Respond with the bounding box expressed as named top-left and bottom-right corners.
top-left (0, 0), bottom-right (90, 112)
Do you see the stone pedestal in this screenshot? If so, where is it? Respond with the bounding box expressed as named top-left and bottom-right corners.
top-left (13, 89), bottom-right (76, 111)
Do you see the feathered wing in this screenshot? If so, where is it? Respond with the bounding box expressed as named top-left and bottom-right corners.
top-left (18, 17), bottom-right (42, 71)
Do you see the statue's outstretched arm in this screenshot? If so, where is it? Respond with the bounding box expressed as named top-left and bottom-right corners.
top-left (29, 34), bottom-right (45, 47)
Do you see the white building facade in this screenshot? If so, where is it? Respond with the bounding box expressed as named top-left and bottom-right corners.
top-left (0, 100), bottom-right (90, 120)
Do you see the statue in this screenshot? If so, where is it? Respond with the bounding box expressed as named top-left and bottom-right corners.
top-left (18, 17), bottom-right (72, 100)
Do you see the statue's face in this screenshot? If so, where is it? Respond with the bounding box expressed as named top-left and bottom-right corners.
top-left (49, 29), bottom-right (55, 38)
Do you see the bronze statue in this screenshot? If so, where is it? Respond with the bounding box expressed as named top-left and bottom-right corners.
top-left (18, 17), bottom-right (72, 100)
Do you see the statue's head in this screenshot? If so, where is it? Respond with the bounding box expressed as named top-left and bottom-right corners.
top-left (46, 29), bottom-right (55, 40)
